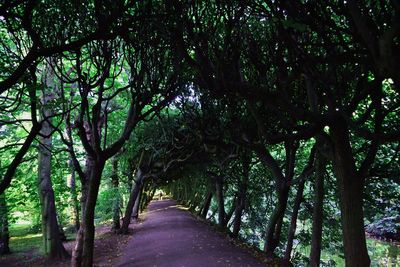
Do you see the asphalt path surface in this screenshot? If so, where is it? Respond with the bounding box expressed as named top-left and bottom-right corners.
top-left (115, 199), bottom-right (267, 267)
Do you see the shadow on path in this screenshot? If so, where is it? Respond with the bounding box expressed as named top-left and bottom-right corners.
top-left (116, 199), bottom-right (267, 267)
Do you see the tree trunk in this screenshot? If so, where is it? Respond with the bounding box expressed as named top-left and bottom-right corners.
top-left (119, 169), bottom-right (144, 234)
top-left (330, 118), bottom-right (370, 267)
top-left (68, 160), bottom-right (80, 231)
top-left (81, 155), bottom-right (93, 219)
top-left (225, 196), bottom-right (237, 225)
top-left (37, 67), bottom-right (69, 260)
top-left (284, 180), bottom-right (305, 261)
top-left (0, 193), bottom-right (10, 255)
top-left (111, 156), bottom-right (120, 230)
top-left (232, 192), bottom-right (245, 238)
top-left (139, 181), bottom-right (152, 212)
top-left (309, 150), bottom-right (327, 266)
top-left (72, 160), bottom-right (105, 267)
top-left (131, 184), bottom-right (142, 220)
top-left (253, 143), bottom-right (296, 256)
top-left (232, 154), bottom-right (250, 238)
top-left (141, 186), bottom-right (156, 212)
top-left (139, 187), bottom-right (148, 213)
top-left (200, 191), bottom-right (212, 218)
top-left (264, 184), bottom-right (290, 255)
top-left (38, 128), bottom-right (68, 259)
top-left (214, 176), bottom-right (226, 227)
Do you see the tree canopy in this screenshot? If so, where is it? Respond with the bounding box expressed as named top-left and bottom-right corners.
top-left (0, 1), bottom-right (399, 266)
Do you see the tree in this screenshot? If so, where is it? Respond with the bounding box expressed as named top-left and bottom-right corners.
top-left (37, 61), bottom-right (69, 259)
top-left (0, 1), bottom-right (399, 266)
top-left (62, 35), bottom-right (180, 266)
top-left (0, 193), bottom-right (9, 255)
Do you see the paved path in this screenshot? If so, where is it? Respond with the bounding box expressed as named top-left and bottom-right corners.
top-left (115, 199), bottom-right (267, 267)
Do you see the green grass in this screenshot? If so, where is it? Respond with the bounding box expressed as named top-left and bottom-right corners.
top-left (8, 222), bottom-right (76, 255)
top-left (8, 223), bottom-right (43, 253)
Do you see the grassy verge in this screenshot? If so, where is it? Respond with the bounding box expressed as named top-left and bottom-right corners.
top-left (8, 223), bottom-right (43, 254)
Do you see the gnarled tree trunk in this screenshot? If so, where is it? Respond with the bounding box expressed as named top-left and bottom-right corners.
top-left (284, 180), bottom-right (305, 261)
top-left (68, 160), bottom-right (80, 231)
top-left (225, 197), bottom-right (237, 226)
top-left (232, 153), bottom-right (250, 238)
top-left (37, 65), bottom-right (69, 259)
top-left (72, 159), bottom-right (106, 267)
top-left (131, 184), bottom-right (143, 220)
top-left (254, 141), bottom-right (298, 256)
top-left (214, 175), bottom-right (226, 227)
top-left (38, 135), bottom-right (69, 259)
top-left (264, 184), bottom-right (290, 255)
top-left (284, 145), bottom-right (316, 261)
top-left (200, 191), bottom-right (213, 218)
top-left (309, 150), bottom-right (327, 266)
top-left (144, 186), bottom-right (156, 210)
top-left (232, 191), bottom-right (246, 238)
top-left (330, 118), bottom-right (370, 267)
top-left (80, 154), bottom-right (94, 220)
top-left (119, 168), bottom-right (145, 234)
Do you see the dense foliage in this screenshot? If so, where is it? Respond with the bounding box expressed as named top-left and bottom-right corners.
top-left (0, 1), bottom-right (399, 266)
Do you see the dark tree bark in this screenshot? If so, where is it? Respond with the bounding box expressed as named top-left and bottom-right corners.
top-left (80, 148), bottom-right (94, 220)
top-left (111, 156), bottom-right (121, 230)
top-left (37, 65), bottom-right (69, 259)
top-left (225, 196), bottom-right (237, 226)
top-left (232, 192), bottom-right (246, 237)
top-left (68, 160), bottom-right (80, 231)
top-left (214, 175), bottom-right (227, 227)
top-left (257, 141), bottom-right (298, 255)
top-left (139, 183), bottom-right (150, 213)
top-left (81, 160), bottom-right (106, 267)
top-left (264, 185), bottom-right (290, 255)
top-left (304, 76), bottom-right (329, 266)
top-left (119, 168), bottom-right (145, 234)
top-left (309, 150), bottom-right (327, 266)
top-left (200, 191), bottom-right (213, 218)
top-left (72, 159), bottom-right (106, 267)
top-left (284, 145), bottom-right (316, 261)
top-left (284, 180), bottom-right (305, 261)
top-left (0, 193), bottom-right (10, 255)
top-left (143, 186), bottom-right (157, 211)
top-left (232, 153), bottom-right (250, 238)
top-left (330, 118), bottom-right (370, 267)
top-left (131, 184), bottom-right (142, 220)
top-left (38, 127), bottom-right (69, 260)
